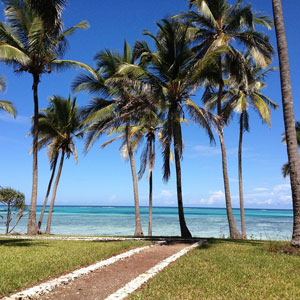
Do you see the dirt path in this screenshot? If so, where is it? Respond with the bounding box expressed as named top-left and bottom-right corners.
top-left (36, 242), bottom-right (191, 300)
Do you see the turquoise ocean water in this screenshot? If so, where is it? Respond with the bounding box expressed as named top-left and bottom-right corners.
top-left (0, 206), bottom-right (293, 240)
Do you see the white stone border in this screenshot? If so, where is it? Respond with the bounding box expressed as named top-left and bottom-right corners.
top-left (2, 244), bottom-right (158, 300)
top-left (0, 235), bottom-right (145, 242)
top-left (104, 241), bottom-right (203, 300)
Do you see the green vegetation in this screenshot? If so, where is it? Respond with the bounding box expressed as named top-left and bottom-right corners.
top-left (129, 239), bottom-right (300, 300)
top-left (0, 0), bottom-right (298, 246)
top-left (0, 238), bottom-right (149, 297)
top-left (35, 95), bottom-right (83, 234)
top-left (0, 187), bottom-right (26, 234)
top-left (0, 76), bottom-right (16, 117)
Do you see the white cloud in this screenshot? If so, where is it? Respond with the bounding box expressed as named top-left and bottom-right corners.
top-left (153, 189), bottom-right (176, 206)
top-left (199, 190), bottom-right (225, 205)
top-left (192, 145), bottom-right (238, 157)
top-left (247, 198), bottom-right (273, 206)
top-left (279, 194), bottom-right (292, 203)
top-left (229, 177), bottom-right (239, 182)
top-left (193, 145), bottom-right (220, 156)
top-left (0, 113), bottom-right (30, 124)
top-left (274, 184), bottom-right (290, 192)
top-left (243, 184), bottom-right (292, 207)
top-left (254, 187), bottom-right (269, 192)
top-left (160, 189), bottom-right (174, 198)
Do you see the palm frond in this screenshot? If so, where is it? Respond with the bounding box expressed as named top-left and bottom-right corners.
top-left (0, 42), bottom-right (29, 64)
top-left (0, 100), bottom-right (16, 117)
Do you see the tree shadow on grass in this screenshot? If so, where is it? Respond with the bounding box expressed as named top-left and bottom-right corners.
top-left (197, 238), bottom-right (264, 251)
top-left (0, 239), bottom-right (49, 247)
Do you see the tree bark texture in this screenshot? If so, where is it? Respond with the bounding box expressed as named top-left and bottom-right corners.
top-left (272, 0), bottom-right (300, 246)
top-left (238, 112), bottom-right (246, 239)
top-left (218, 123), bottom-right (242, 239)
top-left (217, 80), bottom-right (242, 239)
top-left (148, 171), bottom-right (153, 236)
top-left (174, 146), bottom-right (192, 238)
top-left (46, 151), bottom-right (65, 234)
top-left (148, 138), bottom-right (153, 236)
top-left (27, 74), bottom-right (40, 235)
top-left (38, 153), bottom-right (58, 230)
top-left (126, 122), bottom-right (143, 236)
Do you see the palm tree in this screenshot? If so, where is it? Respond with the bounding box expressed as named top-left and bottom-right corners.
top-left (73, 41), bottom-right (157, 236)
top-left (119, 19), bottom-right (216, 238)
top-left (28, 0), bottom-right (67, 34)
top-left (36, 95), bottom-right (82, 234)
top-left (205, 56), bottom-right (278, 238)
top-left (125, 112), bottom-right (162, 237)
top-left (282, 122), bottom-right (300, 178)
top-left (177, 0), bottom-right (274, 238)
top-left (0, 76), bottom-right (16, 117)
top-left (0, 0), bottom-right (89, 234)
top-left (136, 113), bottom-right (160, 237)
top-left (272, 0), bottom-right (300, 247)
top-left (101, 111), bottom-right (162, 237)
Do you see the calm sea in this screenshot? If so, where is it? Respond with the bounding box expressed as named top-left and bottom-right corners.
top-left (0, 206), bottom-right (293, 240)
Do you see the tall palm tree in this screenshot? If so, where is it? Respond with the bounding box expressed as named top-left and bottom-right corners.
top-left (119, 19), bottom-right (216, 238)
top-left (272, 0), bottom-right (300, 247)
top-left (36, 95), bottom-right (82, 234)
top-left (0, 76), bottom-right (16, 117)
top-left (0, 0), bottom-right (89, 234)
top-left (100, 110), bottom-right (162, 237)
top-left (73, 41), bottom-right (157, 236)
top-left (38, 152), bottom-right (58, 231)
top-left (127, 112), bottom-right (162, 237)
top-left (177, 0), bottom-right (274, 238)
top-left (136, 113), bottom-right (160, 237)
top-left (205, 56), bottom-right (278, 238)
top-left (282, 122), bottom-right (300, 178)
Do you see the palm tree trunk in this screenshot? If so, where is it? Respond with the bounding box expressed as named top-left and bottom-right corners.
top-left (238, 113), bottom-right (246, 239)
top-left (148, 139), bottom-right (153, 237)
top-left (38, 153), bottom-right (59, 231)
top-left (27, 74), bottom-right (40, 235)
top-left (126, 122), bottom-right (143, 236)
top-left (272, 0), bottom-right (300, 247)
top-left (217, 123), bottom-right (242, 239)
top-left (148, 171), bottom-right (153, 237)
top-left (174, 146), bottom-right (192, 238)
top-left (45, 151), bottom-right (65, 235)
top-left (217, 63), bottom-right (242, 239)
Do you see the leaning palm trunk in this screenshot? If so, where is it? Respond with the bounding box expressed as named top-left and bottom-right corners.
top-left (272, 0), bottom-right (300, 246)
top-left (174, 147), bottom-right (192, 238)
top-left (28, 74), bottom-right (40, 235)
top-left (38, 153), bottom-right (59, 230)
top-left (46, 150), bottom-right (65, 234)
top-left (126, 122), bottom-right (143, 236)
top-left (217, 122), bottom-right (242, 239)
top-left (238, 113), bottom-right (246, 239)
top-left (217, 74), bottom-right (242, 239)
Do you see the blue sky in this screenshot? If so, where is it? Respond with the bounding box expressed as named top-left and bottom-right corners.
top-left (0, 0), bottom-right (299, 209)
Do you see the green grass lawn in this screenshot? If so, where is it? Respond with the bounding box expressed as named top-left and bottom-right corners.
top-left (129, 239), bottom-right (300, 300)
top-left (0, 237), bottom-right (149, 297)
